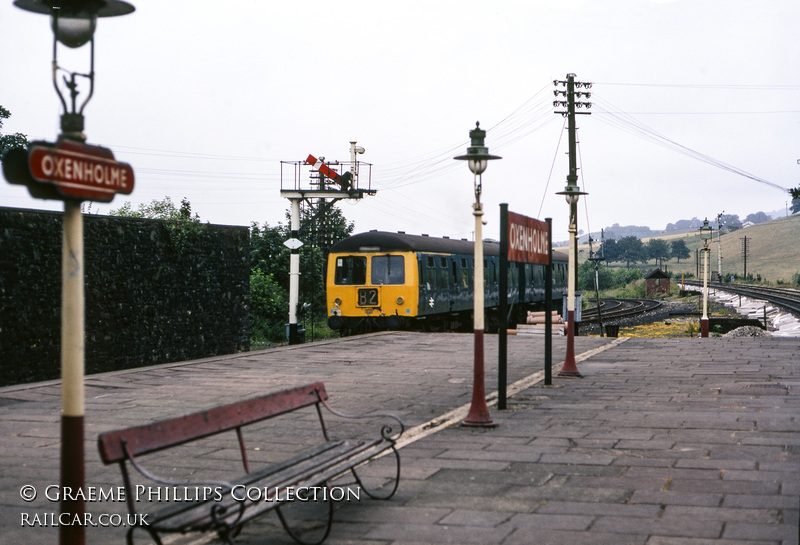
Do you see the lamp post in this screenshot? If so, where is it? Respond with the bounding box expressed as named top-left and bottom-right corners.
top-left (455, 122), bottom-right (500, 427)
top-left (556, 184), bottom-right (587, 376)
top-left (12, 2), bottom-right (134, 544)
top-left (699, 218), bottom-right (713, 338)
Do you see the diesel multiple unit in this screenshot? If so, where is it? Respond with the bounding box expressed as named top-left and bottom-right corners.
top-left (326, 231), bottom-right (568, 335)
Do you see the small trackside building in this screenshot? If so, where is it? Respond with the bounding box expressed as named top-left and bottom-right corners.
top-left (645, 268), bottom-right (671, 296)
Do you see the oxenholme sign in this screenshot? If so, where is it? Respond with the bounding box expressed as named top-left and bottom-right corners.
top-left (4, 139), bottom-right (134, 202)
top-left (507, 210), bottom-right (549, 265)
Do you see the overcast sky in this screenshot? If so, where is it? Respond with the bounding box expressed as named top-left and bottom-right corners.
top-left (2, 0), bottom-right (798, 242)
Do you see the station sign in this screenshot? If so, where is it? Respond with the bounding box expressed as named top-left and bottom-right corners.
top-left (3, 139), bottom-right (134, 202)
top-left (507, 211), bottom-right (549, 265)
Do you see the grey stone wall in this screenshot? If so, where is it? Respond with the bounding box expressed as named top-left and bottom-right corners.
top-left (0, 207), bottom-right (249, 386)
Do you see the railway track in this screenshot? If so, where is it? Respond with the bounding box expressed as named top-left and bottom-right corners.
top-left (581, 298), bottom-right (663, 323)
top-left (682, 280), bottom-right (800, 318)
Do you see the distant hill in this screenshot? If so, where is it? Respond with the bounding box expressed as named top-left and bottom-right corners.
top-left (575, 210), bottom-right (785, 247)
top-left (578, 214), bottom-right (800, 284)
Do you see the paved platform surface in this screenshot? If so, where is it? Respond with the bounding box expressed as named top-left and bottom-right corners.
top-left (0, 333), bottom-right (798, 544)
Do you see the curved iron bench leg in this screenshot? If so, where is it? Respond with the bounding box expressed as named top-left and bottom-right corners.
top-left (275, 486), bottom-right (335, 545)
top-left (350, 446), bottom-right (401, 500)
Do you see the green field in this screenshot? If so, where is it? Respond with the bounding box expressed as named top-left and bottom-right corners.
top-left (577, 214), bottom-right (800, 285)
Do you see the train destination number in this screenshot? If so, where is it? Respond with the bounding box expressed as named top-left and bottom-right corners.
top-left (357, 288), bottom-right (379, 306)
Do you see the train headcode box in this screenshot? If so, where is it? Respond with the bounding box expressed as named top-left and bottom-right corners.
top-left (3, 139), bottom-right (134, 202)
top-left (507, 211), bottom-right (549, 265)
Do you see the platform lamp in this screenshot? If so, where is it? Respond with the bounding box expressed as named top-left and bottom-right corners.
top-left (455, 122), bottom-right (501, 427)
top-left (699, 218), bottom-right (713, 338)
top-left (14, 0), bottom-right (135, 141)
top-left (12, 2), bottom-right (135, 544)
top-left (556, 183), bottom-right (587, 376)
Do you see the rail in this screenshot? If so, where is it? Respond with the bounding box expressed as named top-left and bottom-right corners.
top-left (682, 280), bottom-right (800, 318)
top-left (581, 298), bottom-right (663, 323)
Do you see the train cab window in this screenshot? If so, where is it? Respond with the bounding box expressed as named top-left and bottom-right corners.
top-left (334, 256), bottom-right (367, 285)
top-left (371, 255), bottom-right (405, 285)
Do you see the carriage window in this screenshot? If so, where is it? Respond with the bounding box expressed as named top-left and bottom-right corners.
top-left (334, 256), bottom-right (367, 285)
top-left (371, 255), bottom-right (405, 285)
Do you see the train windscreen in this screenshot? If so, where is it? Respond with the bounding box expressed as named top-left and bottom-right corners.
top-left (371, 255), bottom-right (405, 285)
top-left (334, 256), bottom-right (367, 285)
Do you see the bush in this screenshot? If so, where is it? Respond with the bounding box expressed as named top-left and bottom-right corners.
top-left (250, 269), bottom-right (286, 344)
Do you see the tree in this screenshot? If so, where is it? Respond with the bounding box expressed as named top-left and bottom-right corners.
top-left (111, 196), bottom-right (199, 222)
top-left (249, 202), bottom-right (355, 343)
top-left (790, 187), bottom-right (800, 215)
top-left (110, 196), bottom-right (202, 255)
top-left (745, 212), bottom-right (769, 224)
top-left (670, 238), bottom-right (691, 263)
top-left (616, 236), bottom-right (646, 269)
top-left (0, 105), bottom-right (28, 160)
top-left (645, 238), bottom-right (670, 269)
top-left (601, 239), bottom-right (620, 264)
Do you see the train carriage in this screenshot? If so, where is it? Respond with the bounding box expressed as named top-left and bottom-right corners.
top-left (326, 231), bottom-right (568, 335)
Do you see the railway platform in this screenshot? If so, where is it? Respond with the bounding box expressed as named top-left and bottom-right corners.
top-left (0, 332), bottom-right (798, 544)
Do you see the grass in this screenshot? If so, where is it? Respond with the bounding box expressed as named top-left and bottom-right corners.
top-left (617, 320), bottom-right (698, 338)
top-left (577, 214), bottom-right (800, 285)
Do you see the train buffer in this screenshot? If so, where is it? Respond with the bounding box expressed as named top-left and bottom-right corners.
top-left (97, 382), bottom-right (403, 545)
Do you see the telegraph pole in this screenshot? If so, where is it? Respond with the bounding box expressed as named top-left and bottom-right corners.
top-left (741, 235), bottom-right (750, 279)
top-left (554, 73), bottom-right (591, 375)
top-left (554, 74), bottom-right (592, 290)
top-left (716, 212), bottom-right (724, 282)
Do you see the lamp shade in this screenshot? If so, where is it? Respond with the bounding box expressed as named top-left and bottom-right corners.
top-left (454, 121), bottom-right (501, 174)
top-left (556, 184), bottom-right (588, 205)
top-left (699, 218), bottom-right (713, 242)
top-left (14, 0), bottom-right (135, 47)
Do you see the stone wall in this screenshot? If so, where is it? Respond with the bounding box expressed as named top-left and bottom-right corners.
top-left (0, 207), bottom-right (250, 386)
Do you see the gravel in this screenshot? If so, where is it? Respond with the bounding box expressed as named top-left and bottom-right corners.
top-left (579, 300), bottom-right (702, 336)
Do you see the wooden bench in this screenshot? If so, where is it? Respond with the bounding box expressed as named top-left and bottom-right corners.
top-left (97, 381), bottom-right (403, 545)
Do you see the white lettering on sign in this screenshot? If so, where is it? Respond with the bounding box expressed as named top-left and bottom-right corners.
top-left (39, 153), bottom-right (129, 191)
top-left (507, 211), bottom-right (549, 264)
top-left (509, 223), bottom-right (548, 257)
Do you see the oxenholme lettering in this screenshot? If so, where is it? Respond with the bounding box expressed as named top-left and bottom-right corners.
top-left (39, 154), bottom-right (129, 190)
top-left (509, 223), bottom-right (547, 255)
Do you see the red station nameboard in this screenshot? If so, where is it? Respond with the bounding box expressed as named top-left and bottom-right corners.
top-left (28, 139), bottom-right (134, 202)
top-left (507, 211), bottom-right (549, 265)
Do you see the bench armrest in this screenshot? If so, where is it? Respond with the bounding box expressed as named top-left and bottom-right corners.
top-left (317, 397), bottom-right (404, 443)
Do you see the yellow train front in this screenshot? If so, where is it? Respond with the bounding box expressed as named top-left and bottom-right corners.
top-left (326, 231), bottom-right (568, 335)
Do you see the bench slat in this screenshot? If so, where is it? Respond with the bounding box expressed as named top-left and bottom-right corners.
top-left (149, 439), bottom-right (392, 533)
top-left (97, 382), bottom-right (328, 463)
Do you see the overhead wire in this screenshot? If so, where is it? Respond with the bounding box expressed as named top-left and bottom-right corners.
top-left (538, 115), bottom-right (567, 219)
top-left (591, 94), bottom-right (790, 192)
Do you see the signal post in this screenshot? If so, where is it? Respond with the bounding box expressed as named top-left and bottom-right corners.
top-left (280, 142), bottom-right (375, 344)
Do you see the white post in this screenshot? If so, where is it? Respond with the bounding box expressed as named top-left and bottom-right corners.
top-left (701, 247), bottom-right (709, 337)
top-left (288, 198), bottom-right (301, 343)
top-left (463, 171), bottom-right (492, 426)
top-left (61, 200), bottom-right (86, 545)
